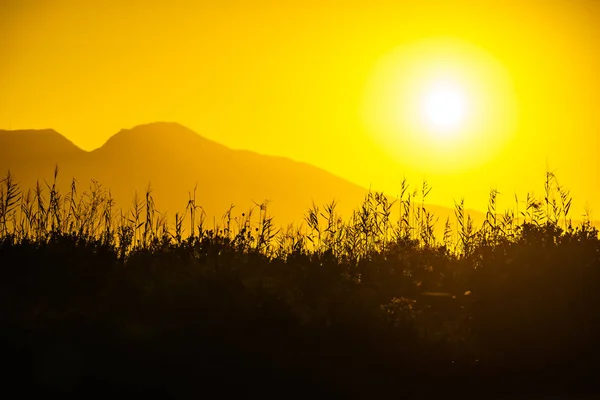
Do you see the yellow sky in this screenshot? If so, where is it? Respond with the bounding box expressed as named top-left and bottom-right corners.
top-left (1, 0), bottom-right (599, 216)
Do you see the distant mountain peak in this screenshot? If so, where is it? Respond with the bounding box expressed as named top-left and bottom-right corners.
top-left (0, 127), bottom-right (62, 137)
top-left (130, 121), bottom-right (189, 131)
top-left (92, 121), bottom-right (228, 157)
top-left (113, 121), bottom-right (195, 137)
top-left (0, 128), bottom-right (83, 160)
top-left (110, 121), bottom-right (197, 139)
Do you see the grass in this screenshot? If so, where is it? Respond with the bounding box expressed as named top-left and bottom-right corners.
top-left (1, 166), bottom-right (599, 398)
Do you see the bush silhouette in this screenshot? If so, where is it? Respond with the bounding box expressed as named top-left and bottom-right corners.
top-left (1, 168), bottom-right (599, 397)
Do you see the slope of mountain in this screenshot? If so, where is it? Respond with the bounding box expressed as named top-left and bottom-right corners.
top-left (0, 129), bottom-right (88, 189)
top-left (0, 122), bottom-right (371, 226)
top-left (0, 129), bottom-right (84, 162)
top-left (2, 122), bottom-right (595, 232)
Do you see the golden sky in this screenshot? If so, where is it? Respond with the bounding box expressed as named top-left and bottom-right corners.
top-left (1, 0), bottom-right (599, 215)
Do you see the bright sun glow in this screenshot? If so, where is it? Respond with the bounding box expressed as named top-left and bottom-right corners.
top-left (362, 37), bottom-right (518, 174)
top-left (421, 82), bottom-right (467, 136)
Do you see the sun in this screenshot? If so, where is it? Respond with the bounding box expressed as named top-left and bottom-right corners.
top-left (362, 37), bottom-right (518, 174)
top-left (420, 81), bottom-right (468, 137)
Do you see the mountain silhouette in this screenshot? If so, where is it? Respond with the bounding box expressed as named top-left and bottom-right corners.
top-left (0, 128), bottom-right (84, 163)
top-left (0, 122), bottom-right (374, 226)
top-left (3, 122), bottom-right (594, 232)
top-left (0, 129), bottom-right (88, 188)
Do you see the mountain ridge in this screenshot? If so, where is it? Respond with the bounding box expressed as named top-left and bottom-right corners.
top-left (0, 122), bottom-right (373, 226)
top-left (1, 122), bottom-right (331, 174)
top-left (0, 128), bottom-right (85, 158)
top-left (3, 122), bottom-right (595, 231)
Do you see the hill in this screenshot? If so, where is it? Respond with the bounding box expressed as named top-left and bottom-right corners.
top-left (0, 121), bottom-right (596, 237)
top-left (0, 129), bottom-right (84, 160)
top-left (1, 123), bottom-right (372, 227)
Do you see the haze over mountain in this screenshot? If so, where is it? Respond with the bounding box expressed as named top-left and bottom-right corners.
top-left (4, 122), bottom-right (594, 233)
top-left (1, 122), bottom-right (384, 227)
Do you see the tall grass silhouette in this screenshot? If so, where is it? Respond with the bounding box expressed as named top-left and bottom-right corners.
top-left (1, 166), bottom-right (599, 398)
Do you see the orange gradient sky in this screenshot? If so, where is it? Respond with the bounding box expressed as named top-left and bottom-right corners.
top-left (1, 0), bottom-right (599, 215)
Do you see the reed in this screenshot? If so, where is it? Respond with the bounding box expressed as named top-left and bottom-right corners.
top-left (2, 166), bottom-right (600, 397)
top-left (0, 167), bottom-right (597, 260)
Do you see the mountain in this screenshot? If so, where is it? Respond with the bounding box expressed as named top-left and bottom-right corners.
top-left (0, 129), bottom-right (83, 159)
top-left (0, 128), bottom-right (85, 169)
top-left (4, 122), bottom-right (595, 233)
top-left (0, 129), bottom-right (88, 191)
top-left (0, 122), bottom-right (374, 227)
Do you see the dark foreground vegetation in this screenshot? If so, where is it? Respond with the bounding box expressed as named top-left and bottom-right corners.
top-left (1, 168), bottom-right (599, 398)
